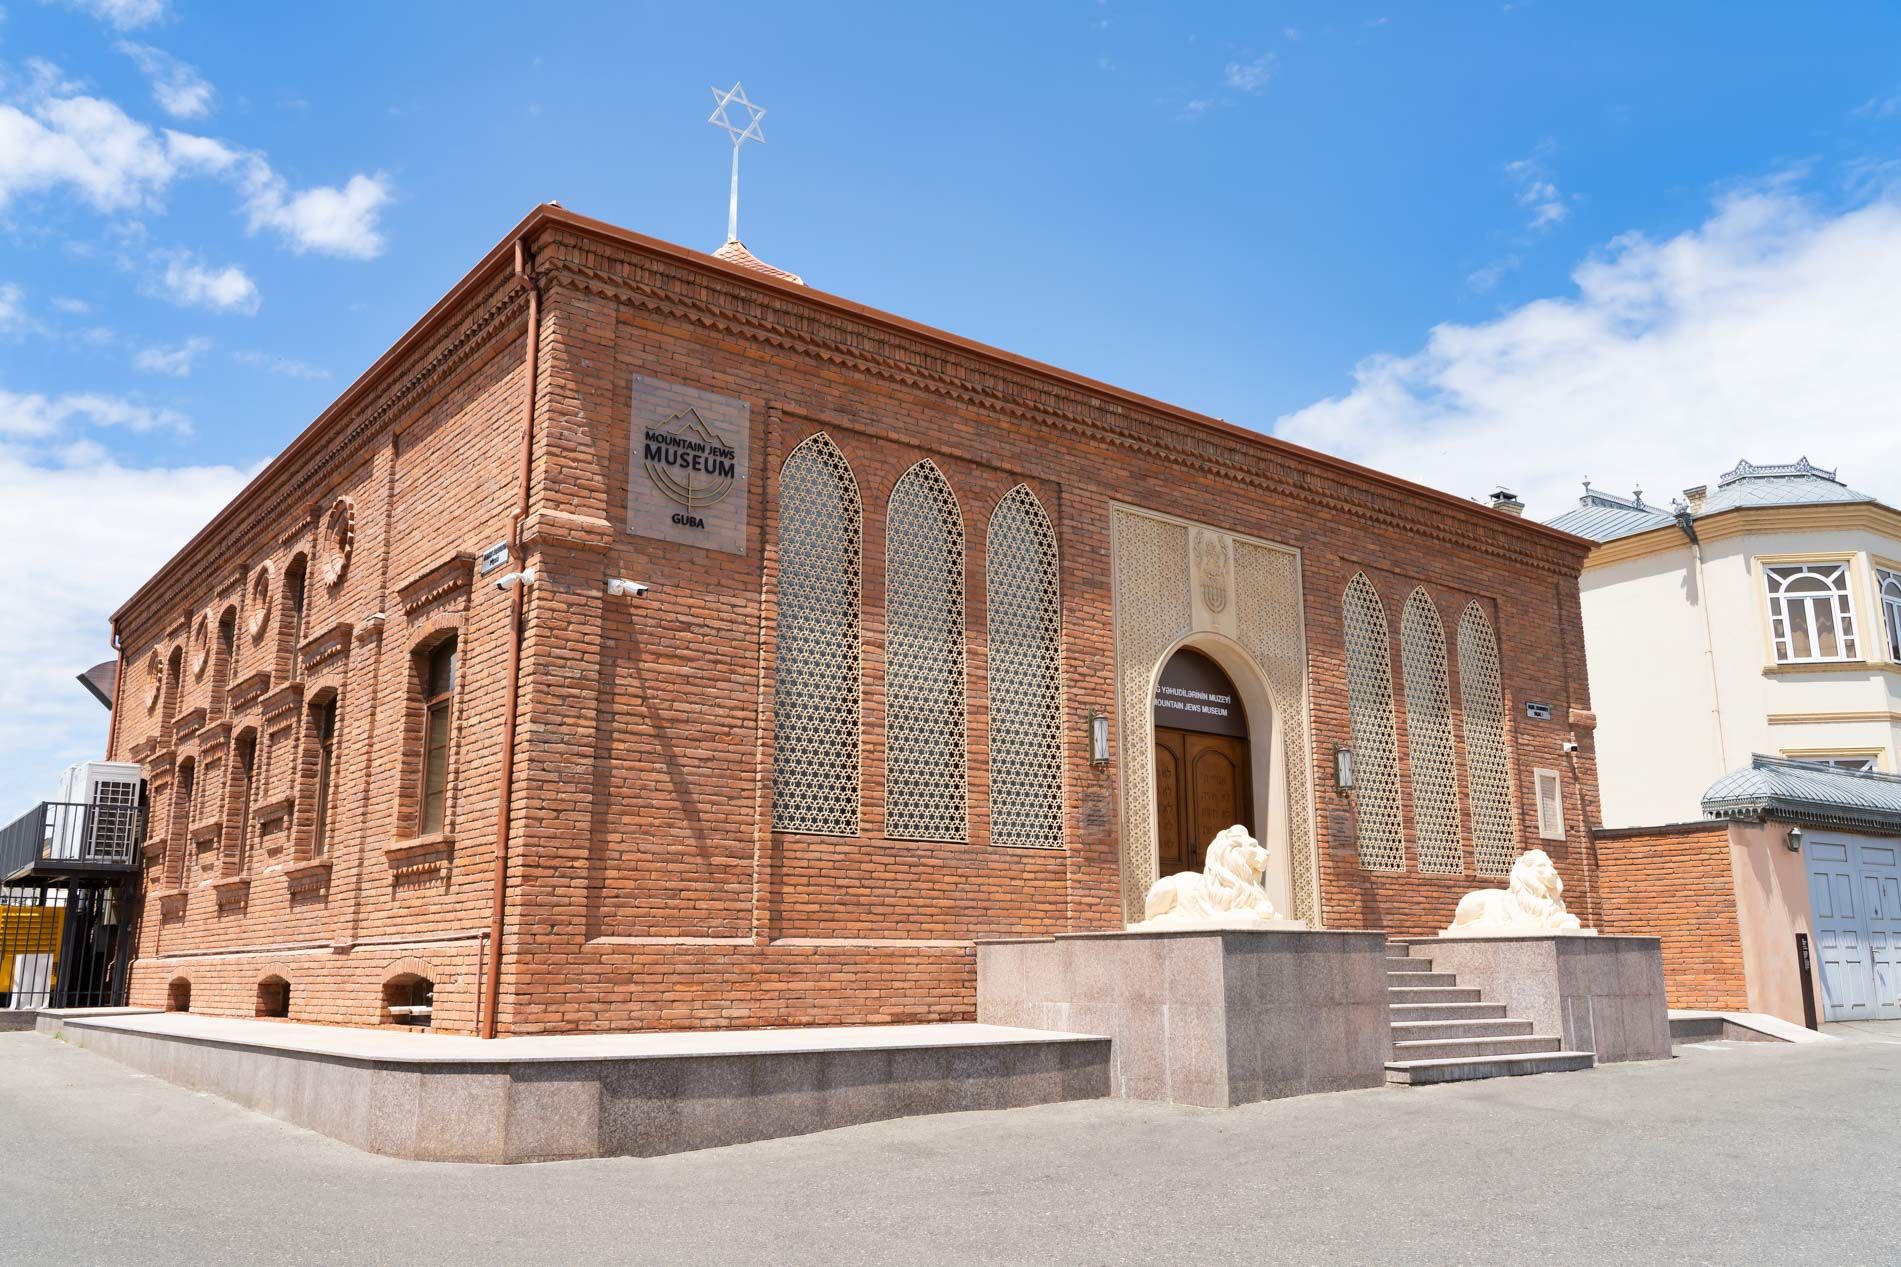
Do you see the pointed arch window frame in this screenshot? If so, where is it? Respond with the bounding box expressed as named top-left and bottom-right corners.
top-left (985, 483), bottom-right (1065, 849)
top-left (883, 458), bottom-right (969, 843)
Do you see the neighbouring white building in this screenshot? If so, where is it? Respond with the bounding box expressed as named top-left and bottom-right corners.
top-left (1549, 458), bottom-right (1901, 828)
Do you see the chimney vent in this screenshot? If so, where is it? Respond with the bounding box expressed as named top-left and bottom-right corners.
top-left (1489, 487), bottom-right (1526, 517)
top-left (1682, 485), bottom-right (1707, 513)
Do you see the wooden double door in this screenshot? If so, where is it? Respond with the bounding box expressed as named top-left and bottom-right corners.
top-left (1153, 726), bottom-right (1254, 877)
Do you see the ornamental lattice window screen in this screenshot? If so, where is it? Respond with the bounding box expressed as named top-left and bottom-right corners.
top-left (884, 461), bottom-right (968, 841)
top-left (1400, 588), bottom-right (1464, 874)
top-left (1457, 602), bottom-right (1519, 877)
top-left (1765, 562), bottom-right (1858, 663)
top-left (771, 433), bottom-right (863, 836)
top-left (1341, 574), bottom-right (1405, 872)
top-left (1876, 567), bottom-right (1901, 662)
top-left (986, 485), bottom-right (1064, 848)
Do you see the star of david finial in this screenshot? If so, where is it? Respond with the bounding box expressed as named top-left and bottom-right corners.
top-left (708, 82), bottom-right (766, 147)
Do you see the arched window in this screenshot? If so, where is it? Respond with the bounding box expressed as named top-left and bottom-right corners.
top-left (986, 485), bottom-right (1063, 848)
top-left (162, 645), bottom-right (184, 737)
top-left (417, 638), bottom-right (457, 835)
top-left (309, 695), bottom-right (338, 858)
top-left (256, 975), bottom-right (289, 1018)
top-left (167, 978), bottom-right (191, 1012)
top-left (1341, 574), bottom-right (1404, 871)
top-left (383, 973), bottom-right (434, 1027)
top-left (212, 606), bottom-right (237, 713)
top-left (1400, 589), bottom-right (1463, 874)
top-left (229, 730), bottom-right (257, 875)
top-left (1457, 602), bottom-right (1519, 877)
top-left (277, 553), bottom-right (308, 678)
top-left (771, 433), bottom-right (863, 836)
top-left (884, 460), bottom-right (967, 842)
top-left (1879, 567), bottom-right (1901, 663)
top-left (167, 756), bottom-right (195, 888)
top-left (1765, 563), bottom-right (1858, 663)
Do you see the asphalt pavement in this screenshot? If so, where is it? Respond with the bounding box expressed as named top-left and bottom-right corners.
top-left (3, 1024), bottom-right (1899, 1266)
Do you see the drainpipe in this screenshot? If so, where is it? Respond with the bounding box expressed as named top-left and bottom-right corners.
top-left (1676, 509), bottom-right (1729, 775)
top-left (482, 238), bottom-right (540, 1039)
top-left (106, 620), bottom-right (125, 761)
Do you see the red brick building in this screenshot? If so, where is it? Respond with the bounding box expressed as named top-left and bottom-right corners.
top-left (105, 206), bottom-right (1601, 1036)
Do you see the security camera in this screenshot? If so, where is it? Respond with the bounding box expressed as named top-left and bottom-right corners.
top-left (494, 568), bottom-right (537, 591)
top-left (1561, 740), bottom-right (1581, 754)
top-left (607, 578), bottom-right (650, 597)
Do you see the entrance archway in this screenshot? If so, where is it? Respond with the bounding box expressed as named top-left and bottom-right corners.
top-left (1152, 647), bottom-right (1254, 878)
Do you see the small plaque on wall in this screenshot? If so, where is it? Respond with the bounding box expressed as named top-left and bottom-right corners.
top-left (627, 375), bottom-right (751, 555)
top-left (1327, 808), bottom-right (1358, 856)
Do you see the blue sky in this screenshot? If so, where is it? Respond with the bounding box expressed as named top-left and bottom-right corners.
top-left (3, 0), bottom-right (1901, 809)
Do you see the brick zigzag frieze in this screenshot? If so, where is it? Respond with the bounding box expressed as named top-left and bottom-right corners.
top-left (538, 231), bottom-right (1585, 576)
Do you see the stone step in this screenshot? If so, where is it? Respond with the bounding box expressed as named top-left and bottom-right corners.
top-left (1385, 957), bottom-right (1434, 973)
top-left (1390, 1034), bottom-right (1562, 1062)
top-left (1388, 1001), bottom-right (1508, 1023)
top-left (1384, 1050), bottom-right (1596, 1086)
top-left (1386, 971), bottom-right (1458, 988)
top-left (1389, 1017), bottom-right (1536, 1042)
top-left (1386, 983), bottom-right (1475, 1003)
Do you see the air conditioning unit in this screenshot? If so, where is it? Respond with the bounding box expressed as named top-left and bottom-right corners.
top-left (45, 761), bottom-right (144, 863)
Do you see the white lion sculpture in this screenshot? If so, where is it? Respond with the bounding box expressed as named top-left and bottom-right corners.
top-left (1133, 825), bottom-right (1298, 930)
top-left (1442, 848), bottom-right (1595, 936)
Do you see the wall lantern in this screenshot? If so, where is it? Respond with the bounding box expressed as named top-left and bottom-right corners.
top-left (1785, 824), bottom-right (1804, 853)
top-left (1089, 715), bottom-right (1111, 765)
top-left (1333, 746), bottom-right (1355, 791)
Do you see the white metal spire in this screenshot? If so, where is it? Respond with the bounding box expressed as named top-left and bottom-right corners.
top-left (708, 82), bottom-right (766, 244)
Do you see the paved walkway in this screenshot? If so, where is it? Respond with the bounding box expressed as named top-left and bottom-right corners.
top-left (4, 1026), bottom-right (1900, 1265)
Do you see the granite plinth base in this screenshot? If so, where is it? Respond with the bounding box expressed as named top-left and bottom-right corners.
top-left (1401, 934), bottom-right (1670, 1063)
top-left (39, 1012), bottom-right (1110, 1162)
top-left (976, 928), bottom-right (1390, 1108)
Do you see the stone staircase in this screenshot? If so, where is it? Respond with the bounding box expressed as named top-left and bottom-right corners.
top-left (1384, 942), bottom-right (1594, 1085)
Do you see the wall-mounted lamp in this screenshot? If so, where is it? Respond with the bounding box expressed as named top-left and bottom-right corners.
top-left (1785, 824), bottom-right (1804, 854)
top-left (1333, 746), bottom-right (1354, 791)
top-left (1088, 714), bottom-right (1111, 765)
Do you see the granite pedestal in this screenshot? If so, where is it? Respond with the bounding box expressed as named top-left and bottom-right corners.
top-left (1402, 934), bottom-right (1670, 1062)
top-left (976, 928), bottom-right (1391, 1107)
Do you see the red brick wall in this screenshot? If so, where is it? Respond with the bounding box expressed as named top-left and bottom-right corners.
top-left (1595, 821), bottom-right (1748, 1009)
top-left (111, 210), bottom-right (1601, 1035)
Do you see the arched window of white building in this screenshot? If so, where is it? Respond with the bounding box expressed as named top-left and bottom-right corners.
top-left (986, 485), bottom-right (1063, 848)
top-left (1874, 567), bottom-right (1901, 662)
top-left (1457, 602), bottom-right (1519, 877)
top-left (1766, 562), bottom-right (1858, 663)
top-left (1401, 588), bottom-right (1464, 874)
top-left (772, 433), bottom-right (863, 836)
top-left (1341, 574), bottom-right (1404, 872)
top-left (885, 460), bottom-right (967, 842)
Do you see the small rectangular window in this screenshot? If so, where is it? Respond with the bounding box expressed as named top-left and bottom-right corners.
top-left (1533, 767), bottom-right (1565, 841)
top-left (311, 700), bottom-right (337, 857)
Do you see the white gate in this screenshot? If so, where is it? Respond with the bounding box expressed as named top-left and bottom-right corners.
top-left (1806, 835), bottom-right (1901, 1022)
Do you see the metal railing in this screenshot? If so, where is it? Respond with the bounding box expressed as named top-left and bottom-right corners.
top-left (0, 884), bottom-right (134, 1010)
top-left (0, 800), bottom-right (143, 878)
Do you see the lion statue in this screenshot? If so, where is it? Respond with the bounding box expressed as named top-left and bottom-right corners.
top-left (1442, 848), bottom-right (1595, 936)
top-left (1133, 825), bottom-right (1298, 930)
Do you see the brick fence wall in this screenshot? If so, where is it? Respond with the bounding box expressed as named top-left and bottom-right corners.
top-left (1594, 821), bottom-right (1748, 1010)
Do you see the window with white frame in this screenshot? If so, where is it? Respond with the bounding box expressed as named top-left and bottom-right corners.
top-left (1789, 753), bottom-right (1879, 773)
top-left (1765, 563), bottom-right (1858, 663)
top-left (1879, 567), bottom-right (1901, 662)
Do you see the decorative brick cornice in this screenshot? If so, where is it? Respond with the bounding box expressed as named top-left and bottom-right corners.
top-left (397, 552), bottom-right (477, 618)
top-left (198, 719), bottom-right (231, 756)
top-left (189, 817), bottom-right (223, 845)
top-left (285, 858), bottom-right (332, 895)
top-left (520, 508), bottom-right (613, 554)
top-left (385, 832), bottom-right (452, 879)
top-left (356, 612), bottom-right (387, 643)
top-left (297, 620), bottom-right (355, 678)
top-left (213, 875), bottom-right (250, 909)
top-left (260, 681), bottom-right (306, 721)
top-left (252, 794), bottom-right (295, 826)
top-left (536, 229), bottom-right (1590, 577)
top-left (227, 669), bottom-right (272, 713)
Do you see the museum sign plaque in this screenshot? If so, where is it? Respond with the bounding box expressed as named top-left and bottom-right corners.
top-left (627, 375), bottom-right (751, 555)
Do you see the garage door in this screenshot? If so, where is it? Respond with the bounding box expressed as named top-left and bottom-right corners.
top-left (1806, 836), bottom-right (1901, 1022)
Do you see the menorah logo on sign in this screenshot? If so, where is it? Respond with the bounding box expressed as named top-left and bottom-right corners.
top-left (643, 407), bottom-right (738, 528)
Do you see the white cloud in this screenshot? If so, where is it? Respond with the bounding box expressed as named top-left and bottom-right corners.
top-left (233, 349), bottom-right (327, 380)
top-left (133, 334), bottom-right (208, 375)
top-left (0, 387), bottom-right (189, 435)
top-left (0, 282), bottom-right (23, 332)
top-left (1276, 185), bottom-right (1901, 519)
top-left (51, 295), bottom-right (90, 314)
top-left (116, 41), bottom-right (213, 119)
top-left (0, 441), bottom-right (249, 811)
top-left (146, 247), bottom-right (259, 313)
top-left (1504, 149), bottom-right (1568, 230)
top-left (46, 0), bottom-right (166, 29)
top-left (0, 91), bottom-right (174, 212)
top-left (1222, 53), bottom-right (1274, 94)
top-left (0, 72), bottom-right (390, 258)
